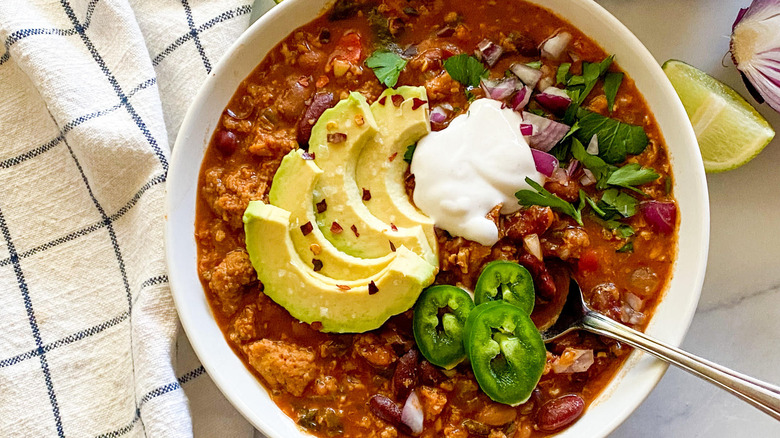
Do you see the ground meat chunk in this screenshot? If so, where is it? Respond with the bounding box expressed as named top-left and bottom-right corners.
top-left (202, 166), bottom-right (270, 229)
top-left (229, 304), bottom-right (257, 344)
top-left (418, 386), bottom-right (447, 421)
top-left (502, 206), bottom-right (555, 241)
top-left (353, 333), bottom-right (398, 368)
top-left (247, 128), bottom-right (297, 157)
top-left (208, 250), bottom-right (256, 316)
top-left (424, 71), bottom-right (460, 101)
top-left (438, 235), bottom-right (492, 289)
top-left (541, 226), bottom-right (590, 260)
top-left (243, 339), bottom-right (317, 397)
top-left (544, 178), bottom-right (581, 203)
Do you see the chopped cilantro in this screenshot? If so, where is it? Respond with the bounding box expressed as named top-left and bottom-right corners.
top-left (443, 54), bottom-right (488, 88)
top-left (571, 138), bottom-right (615, 187)
top-left (526, 60), bottom-right (542, 69)
top-left (665, 175), bottom-right (672, 194)
top-left (616, 241), bottom-right (634, 253)
top-left (366, 50), bottom-right (408, 88)
top-left (606, 163), bottom-right (660, 193)
top-left (579, 189), bottom-right (606, 217)
top-left (516, 178), bottom-right (583, 225)
top-left (403, 144), bottom-right (417, 163)
top-left (604, 220), bottom-right (635, 238)
top-left (599, 188), bottom-right (638, 218)
top-left (556, 63), bottom-right (571, 85)
top-left (575, 109), bottom-right (649, 164)
top-left (604, 72), bottom-right (623, 114)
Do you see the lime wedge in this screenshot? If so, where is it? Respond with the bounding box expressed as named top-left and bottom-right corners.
top-left (662, 59), bottom-right (774, 173)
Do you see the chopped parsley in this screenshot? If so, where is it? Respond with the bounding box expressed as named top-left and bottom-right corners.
top-left (604, 72), bottom-right (624, 114)
top-left (516, 178), bottom-right (583, 225)
top-left (366, 50), bottom-right (408, 87)
top-left (575, 109), bottom-right (649, 164)
top-left (606, 220), bottom-right (635, 238)
top-left (571, 138), bottom-right (615, 186)
top-left (403, 144), bottom-right (417, 163)
top-left (443, 54), bottom-right (488, 88)
top-left (606, 163), bottom-right (660, 194)
top-left (599, 189), bottom-right (638, 218)
top-left (556, 63), bottom-right (571, 85)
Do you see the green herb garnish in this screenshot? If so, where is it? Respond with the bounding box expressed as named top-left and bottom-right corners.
top-left (579, 189), bottom-right (606, 217)
top-left (604, 72), bottom-right (623, 114)
top-left (526, 60), bottom-right (542, 69)
top-left (606, 163), bottom-right (660, 193)
top-left (616, 241), bottom-right (634, 253)
top-left (365, 50), bottom-right (408, 87)
top-left (516, 178), bottom-right (583, 225)
top-left (599, 188), bottom-right (638, 218)
top-left (571, 138), bottom-right (615, 186)
top-left (575, 109), bottom-right (649, 164)
top-left (403, 144), bottom-right (417, 163)
top-left (443, 54), bottom-right (488, 88)
top-left (606, 220), bottom-right (635, 238)
top-left (556, 63), bottom-right (571, 85)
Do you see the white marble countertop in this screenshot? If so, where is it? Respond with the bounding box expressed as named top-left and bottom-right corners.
top-left (246, 0), bottom-right (780, 436)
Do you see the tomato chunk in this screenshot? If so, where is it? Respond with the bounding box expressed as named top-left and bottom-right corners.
top-left (578, 249), bottom-right (599, 272)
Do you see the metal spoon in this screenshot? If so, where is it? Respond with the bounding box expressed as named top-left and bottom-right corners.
top-left (540, 277), bottom-right (780, 420)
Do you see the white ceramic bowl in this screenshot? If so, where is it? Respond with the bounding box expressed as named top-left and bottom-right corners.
top-left (165, 0), bottom-right (710, 436)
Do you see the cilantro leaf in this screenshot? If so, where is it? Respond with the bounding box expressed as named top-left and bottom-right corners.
top-left (575, 109), bottom-right (649, 164)
top-left (443, 54), bottom-right (488, 88)
top-left (616, 241), bottom-right (634, 253)
top-left (556, 63), bottom-right (571, 85)
top-left (571, 138), bottom-right (616, 186)
top-left (403, 144), bottom-right (417, 163)
top-left (606, 163), bottom-right (660, 192)
top-left (599, 189), bottom-right (638, 218)
top-left (579, 189), bottom-right (606, 217)
top-left (604, 72), bottom-right (623, 114)
top-left (366, 50), bottom-right (408, 87)
top-left (516, 178), bottom-right (583, 225)
top-left (526, 60), bottom-right (542, 69)
top-left (604, 219), bottom-right (635, 238)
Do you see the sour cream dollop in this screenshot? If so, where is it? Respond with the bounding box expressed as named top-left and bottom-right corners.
top-left (410, 98), bottom-right (544, 246)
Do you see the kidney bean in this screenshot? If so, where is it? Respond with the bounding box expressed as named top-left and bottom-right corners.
top-left (517, 253), bottom-right (556, 300)
top-left (214, 130), bottom-right (237, 155)
top-left (297, 92), bottom-right (335, 145)
top-left (393, 349), bottom-right (419, 400)
top-left (419, 360), bottom-right (446, 386)
top-left (369, 395), bottom-right (411, 434)
top-left (536, 394), bottom-right (585, 432)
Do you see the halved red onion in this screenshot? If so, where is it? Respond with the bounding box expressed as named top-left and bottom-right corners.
top-left (430, 105), bottom-right (449, 124)
top-left (531, 149), bottom-right (559, 177)
top-left (511, 86), bottom-right (532, 111)
top-left (401, 390), bottom-right (424, 435)
top-left (540, 31), bottom-right (572, 60)
top-left (535, 86), bottom-right (572, 114)
top-left (552, 348), bottom-right (594, 374)
top-left (580, 168), bottom-right (596, 186)
top-left (731, 0), bottom-right (780, 112)
top-left (476, 38), bottom-right (503, 67)
top-left (520, 123), bottom-right (534, 136)
top-left (586, 134), bottom-right (599, 155)
top-left (481, 77), bottom-right (519, 101)
top-left (522, 111), bottom-right (570, 152)
top-left (509, 62), bottom-right (543, 88)
top-left (640, 201), bottom-right (677, 233)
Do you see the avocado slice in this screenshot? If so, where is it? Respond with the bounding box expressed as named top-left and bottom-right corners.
top-left (243, 201), bottom-right (437, 333)
top-left (309, 92), bottom-right (437, 265)
top-left (356, 87), bottom-right (437, 251)
top-left (269, 150), bottom-right (394, 280)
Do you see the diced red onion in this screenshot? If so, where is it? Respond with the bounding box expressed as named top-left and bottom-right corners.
top-left (531, 149), bottom-right (559, 177)
top-left (523, 234), bottom-right (543, 261)
top-left (620, 304), bottom-right (646, 325)
top-left (586, 134), bottom-right (599, 155)
top-left (549, 167), bottom-right (569, 185)
top-left (430, 106), bottom-right (449, 124)
top-left (566, 159), bottom-right (581, 178)
top-left (476, 39), bottom-right (503, 67)
top-left (535, 86), bottom-right (572, 114)
top-left (401, 390), bottom-right (424, 435)
top-left (640, 201), bottom-right (677, 233)
top-left (625, 292), bottom-right (645, 311)
top-left (520, 123), bottom-right (534, 136)
top-left (509, 62), bottom-right (543, 88)
top-left (552, 348), bottom-right (594, 374)
top-left (481, 77), bottom-right (519, 101)
top-left (540, 31), bottom-right (572, 60)
top-left (580, 168), bottom-right (596, 186)
top-left (731, 0), bottom-right (780, 112)
top-left (511, 86), bottom-right (532, 111)
top-left (522, 111), bottom-right (570, 152)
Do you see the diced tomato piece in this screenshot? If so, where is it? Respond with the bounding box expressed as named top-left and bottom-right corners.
top-left (332, 32), bottom-right (362, 63)
top-left (578, 249), bottom-right (599, 272)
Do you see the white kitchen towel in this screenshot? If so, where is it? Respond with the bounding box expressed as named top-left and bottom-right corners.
top-left (0, 0), bottom-right (269, 436)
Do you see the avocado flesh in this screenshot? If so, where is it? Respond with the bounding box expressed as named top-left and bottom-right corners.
top-left (309, 92), bottom-right (436, 264)
top-left (269, 150), bottom-right (394, 280)
top-left (356, 87), bottom-right (437, 251)
top-left (243, 201), bottom-right (437, 333)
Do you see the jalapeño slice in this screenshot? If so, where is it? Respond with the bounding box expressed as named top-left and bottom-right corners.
top-left (413, 285), bottom-right (475, 369)
top-left (474, 260), bottom-right (535, 314)
top-left (465, 301), bottom-right (546, 406)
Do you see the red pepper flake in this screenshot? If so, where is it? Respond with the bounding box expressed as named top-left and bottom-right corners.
top-left (301, 151), bottom-right (315, 160)
top-left (390, 223), bottom-right (398, 232)
top-left (391, 94), bottom-right (404, 107)
top-left (331, 221), bottom-right (343, 234)
top-left (312, 258), bottom-right (323, 272)
top-left (378, 96), bottom-right (387, 105)
top-left (389, 240), bottom-right (396, 252)
top-left (327, 133), bottom-right (347, 143)
top-left (362, 188), bottom-right (371, 201)
top-left (351, 224), bottom-right (359, 237)
top-left (300, 221), bottom-right (313, 236)
top-left (337, 284), bottom-right (351, 290)
top-left (368, 281), bottom-right (379, 295)
top-left (311, 321), bottom-right (323, 331)
top-left (388, 152), bottom-right (398, 162)
top-left (411, 98), bottom-right (427, 110)
top-left (316, 199), bottom-right (328, 213)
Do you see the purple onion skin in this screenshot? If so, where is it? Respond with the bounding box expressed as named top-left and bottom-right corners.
top-left (535, 92), bottom-right (572, 115)
top-left (297, 92), bottom-right (335, 145)
top-left (640, 201), bottom-right (676, 233)
top-left (531, 149), bottom-right (559, 177)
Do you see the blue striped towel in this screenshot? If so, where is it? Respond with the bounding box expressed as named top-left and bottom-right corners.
top-left (0, 1), bottom-right (273, 436)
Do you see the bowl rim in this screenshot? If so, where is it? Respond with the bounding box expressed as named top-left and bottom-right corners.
top-left (165, 0), bottom-right (710, 437)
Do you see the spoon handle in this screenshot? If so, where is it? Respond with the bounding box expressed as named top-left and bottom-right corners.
top-left (582, 311), bottom-right (780, 420)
